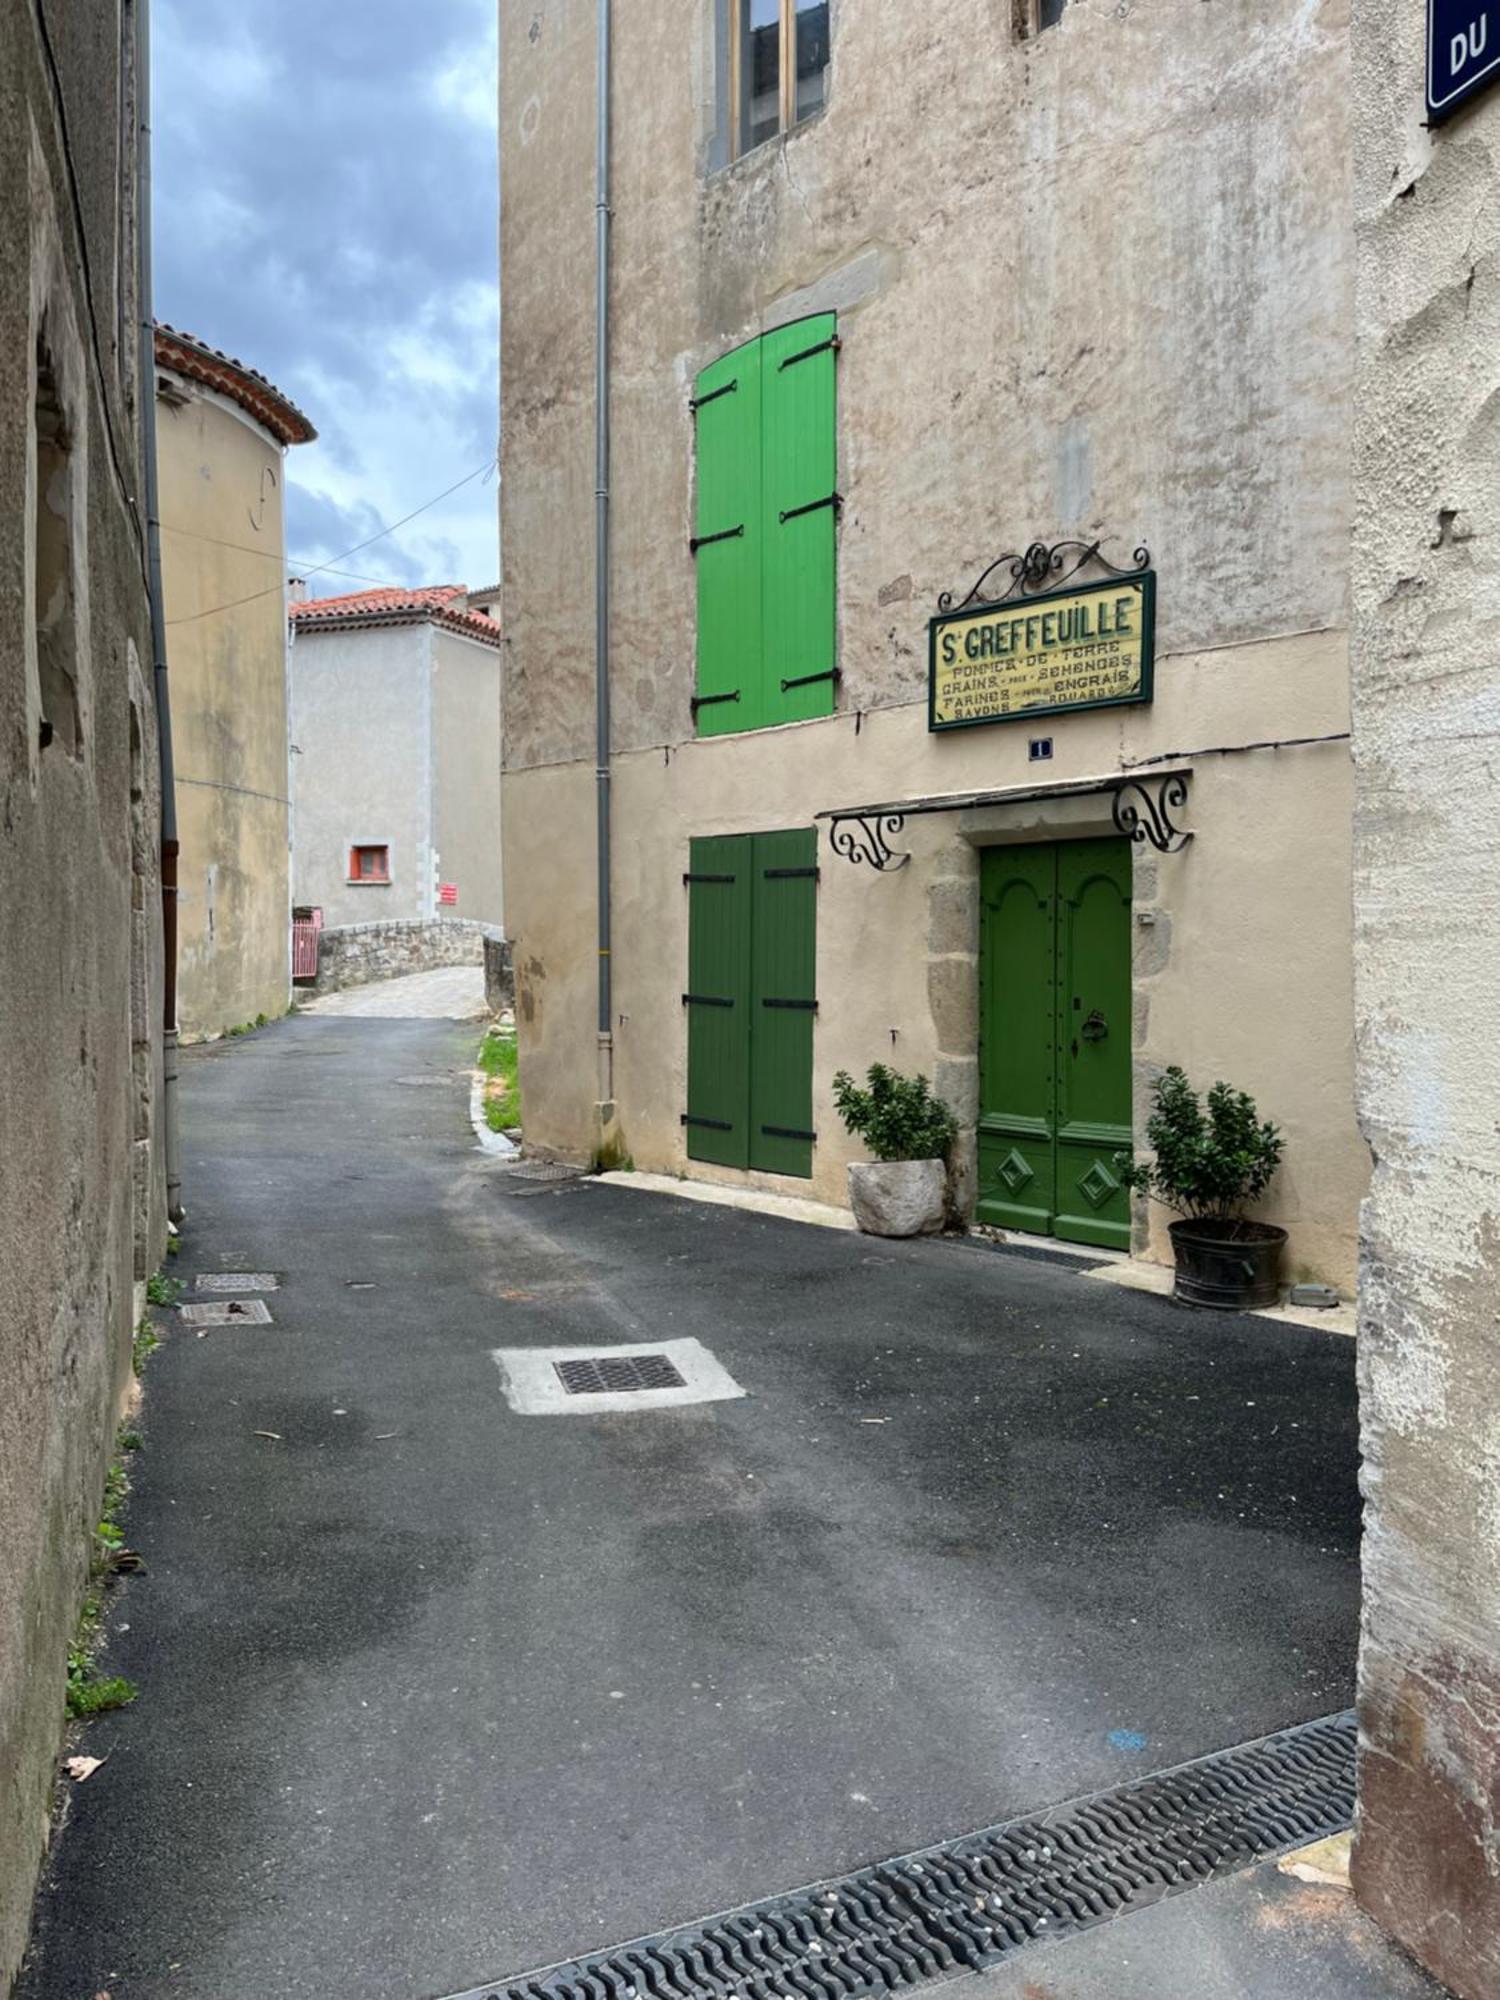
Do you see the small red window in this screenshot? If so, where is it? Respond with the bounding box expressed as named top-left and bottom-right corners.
top-left (349, 844), bottom-right (390, 883)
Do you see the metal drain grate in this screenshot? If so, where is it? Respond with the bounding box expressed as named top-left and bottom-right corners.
top-left (466, 1711), bottom-right (1355, 2000)
top-left (497, 1160), bottom-right (586, 1184)
top-left (555, 1353), bottom-right (688, 1396)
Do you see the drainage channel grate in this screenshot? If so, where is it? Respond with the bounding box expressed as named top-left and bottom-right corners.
top-left (555, 1353), bottom-right (687, 1396)
top-left (463, 1711), bottom-right (1355, 2000)
top-left (496, 1160), bottom-right (586, 1185)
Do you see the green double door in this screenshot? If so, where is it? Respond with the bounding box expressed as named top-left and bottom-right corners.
top-left (683, 828), bottom-right (817, 1179)
top-left (978, 838), bottom-right (1132, 1250)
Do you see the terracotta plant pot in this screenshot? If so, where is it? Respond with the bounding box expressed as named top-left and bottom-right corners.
top-left (1169, 1218), bottom-right (1288, 1310)
top-left (848, 1158), bottom-right (946, 1238)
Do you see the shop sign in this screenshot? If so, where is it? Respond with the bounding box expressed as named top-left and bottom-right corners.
top-left (1429, 0), bottom-right (1500, 119)
top-left (928, 572), bottom-right (1155, 732)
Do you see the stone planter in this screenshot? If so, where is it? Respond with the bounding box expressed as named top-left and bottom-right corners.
top-left (1168, 1218), bottom-right (1288, 1310)
top-left (848, 1158), bottom-right (946, 1238)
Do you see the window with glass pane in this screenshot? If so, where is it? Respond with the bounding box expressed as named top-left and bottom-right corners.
top-left (794, 0), bottom-right (829, 121)
top-left (731, 0), bottom-right (829, 159)
top-left (740, 0), bottom-right (781, 151)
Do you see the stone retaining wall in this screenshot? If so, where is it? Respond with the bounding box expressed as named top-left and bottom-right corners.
top-left (484, 935), bottom-right (515, 1015)
top-left (313, 918), bottom-right (504, 994)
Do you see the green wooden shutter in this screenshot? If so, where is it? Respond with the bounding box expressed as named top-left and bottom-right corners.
top-left (748, 827), bottom-right (817, 1177)
top-left (694, 344), bottom-right (763, 736)
top-left (761, 315), bottom-right (837, 727)
top-left (684, 836), bottom-right (752, 1166)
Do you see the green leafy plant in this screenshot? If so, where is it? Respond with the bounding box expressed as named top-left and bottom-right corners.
top-left (66, 1662), bottom-right (137, 1717)
top-left (1118, 1066), bottom-right (1283, 1229)
top-left (132, 1315), bottom-right (160, 1376)
top-left (145, 1268), bottom-right (183, 1307)
top-left (478, 1026), bottom-right (521, 1133)
top-left (832, 1065), bottom-right (957, 1163)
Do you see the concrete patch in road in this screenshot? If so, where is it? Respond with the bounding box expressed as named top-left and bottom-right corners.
top-left (492, 1337), bottom-right (745, 1414)
top-left (179, 1299), bottom-right (273, 1328)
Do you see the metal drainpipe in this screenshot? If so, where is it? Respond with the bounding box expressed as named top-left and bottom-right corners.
top-left (594, 0), bottom-right (614, 1109)
top-left (137, 0), bottom-right (183, 1223)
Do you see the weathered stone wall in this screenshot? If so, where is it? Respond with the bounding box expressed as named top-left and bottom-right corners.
top-left (484, 935), bottom-right (515, 1015)
top-left (1350, 3), bottom-right (1500, 1989)
top-left (312, 918), bottom-right (503, 994)
top-left (0, 4), bottom-right (166, 1987)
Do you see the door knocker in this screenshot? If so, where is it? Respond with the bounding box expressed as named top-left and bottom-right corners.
top-left (1081, 1009), bottom-right (1109, 1043)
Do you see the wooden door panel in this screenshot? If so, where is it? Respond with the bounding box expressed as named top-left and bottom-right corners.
top-left (977, 846), bottom-right (1057, 1232)
top-left (1053, 838), bottom-right (1132, 1250)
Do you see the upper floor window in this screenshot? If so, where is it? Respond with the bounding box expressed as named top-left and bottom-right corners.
top-left (732, 0), bottom-right (829, 159)
top-left (1019, 0), bottom-right (1069, 34)
top-left (691, 315), bottom-right (839, 737)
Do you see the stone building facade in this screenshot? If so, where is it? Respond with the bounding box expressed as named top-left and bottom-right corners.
top-left (289, 585), bottom-right (504, 932)
top-left (499, 0), bottom-right (1367, 1285)
top-left (155, 324), bottom-right (315, 1040)
top-left (0, 2), bottom-right (166, 1986)
top-left (1350, 7), bottom-right (1500, 1993)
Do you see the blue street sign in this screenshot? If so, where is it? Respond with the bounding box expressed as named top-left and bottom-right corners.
top-left (1429, 0), bottom-right (1500, 119)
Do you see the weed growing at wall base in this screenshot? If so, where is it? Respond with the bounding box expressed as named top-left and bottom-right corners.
top-left (146, 1267), bottom-right (184, 1307)
top-left (479, 1024), bottom-right (521, 1133)
top-left (65, 1423), bottom-right (145, 1720)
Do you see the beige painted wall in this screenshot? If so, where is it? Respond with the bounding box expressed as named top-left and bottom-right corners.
top-left (157, 375), bottom-right (291, 1038)
top-left (432, 625), bottom-right (504, 926)
top-left (500, 0), bottom-right (1366, 1286)
top-left (1349, 0), bottom-right (1500, 1981)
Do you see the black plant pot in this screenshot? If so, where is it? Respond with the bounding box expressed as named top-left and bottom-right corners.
top-left (1168, 1219), bottom-right (1287, 1311)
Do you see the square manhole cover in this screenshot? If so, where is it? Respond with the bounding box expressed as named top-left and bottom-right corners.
top-left (195, 1273), bottom-right (278, 1293)
top-left (180, 1299), bottom-right (274, 1327)
top-left (494, 1338), bottom-right (743, 1415)
top-left (555, 1353), bottom-right (687, 1396)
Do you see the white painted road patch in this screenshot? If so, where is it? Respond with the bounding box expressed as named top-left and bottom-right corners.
top-left (492, 1338), bottom-right (744, 1415)
top-left (180, 1299), bottom-right (274, 1327)
top-left (195, 1272), bottom-right (279, 1292)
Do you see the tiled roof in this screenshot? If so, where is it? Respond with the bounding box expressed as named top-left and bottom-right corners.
top-left (289, 584), bottom-right (502, 645)
top-left (154, 324), bottom-right (316, 446)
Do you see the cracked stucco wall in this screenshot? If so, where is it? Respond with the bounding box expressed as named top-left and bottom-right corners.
top-left (1350, 3), bottom-right (1500, 1990)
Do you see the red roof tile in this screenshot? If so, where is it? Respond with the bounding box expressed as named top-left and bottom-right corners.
top-left (289, 584), bottom-right (501, 645)
top-left (154, 324), bottom-right (316, 446)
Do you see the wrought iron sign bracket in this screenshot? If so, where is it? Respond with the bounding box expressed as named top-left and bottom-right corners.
top-left (1109, 773), bottom-right (1193, 855)
top-left (828, 813), bottom-right (911, 874)
top-left (939, 537), bottom-right (1151, 614)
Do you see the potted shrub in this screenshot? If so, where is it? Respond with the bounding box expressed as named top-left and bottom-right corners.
top-left (832, 1064), bottom-right (957, 1238)
top-left (1119, 1066), bottom-right (1286, 1308)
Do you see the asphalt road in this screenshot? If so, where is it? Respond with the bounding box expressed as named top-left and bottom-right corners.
top-left (20, 1012), bottom-right (1362, 2000)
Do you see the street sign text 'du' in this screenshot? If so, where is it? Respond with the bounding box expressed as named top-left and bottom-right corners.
top-left (1430, 0), bottom-right (1500, 119)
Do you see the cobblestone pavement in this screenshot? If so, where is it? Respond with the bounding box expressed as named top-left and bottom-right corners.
top-left (298, 965), bottom-right (487, 1018)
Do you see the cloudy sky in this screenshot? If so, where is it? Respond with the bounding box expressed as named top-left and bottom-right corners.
top-left (154, 0), bottom-right (499, 599)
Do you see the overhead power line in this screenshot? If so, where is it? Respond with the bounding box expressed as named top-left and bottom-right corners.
top-left (165, 457), bottom-right (497, 628)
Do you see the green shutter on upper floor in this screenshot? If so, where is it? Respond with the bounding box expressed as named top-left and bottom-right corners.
top-left (693, 316), bottom-right (837, 738)
top-left (760, 315), bottom-right (838, 728)
top-left (693, 345), bottom-right (765, 735)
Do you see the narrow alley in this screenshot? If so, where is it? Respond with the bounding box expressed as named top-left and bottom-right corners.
top-left (19, 1003), bottom-right (1383, 2000)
